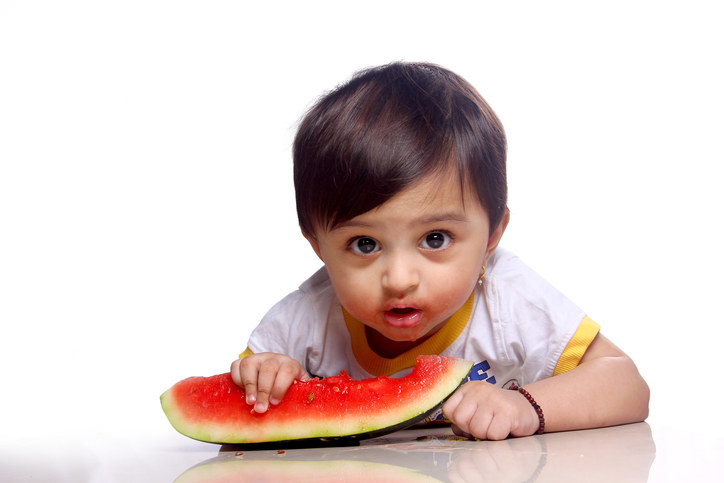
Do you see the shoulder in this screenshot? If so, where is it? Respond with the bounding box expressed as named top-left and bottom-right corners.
top-left (246, 267), bottom-right (354, 376)
top-left (485, 247), bottom-right (582, 319)
top-left (486, 247), bottom-right (547, 288)
top-left (248, 267), bottom-right (334, 345)
top-left (480, 248), bottom-right (588, 381)
top-left (298, 265), bottom-right (334, 298)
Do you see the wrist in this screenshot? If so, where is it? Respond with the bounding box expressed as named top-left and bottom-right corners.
top-left (509, 384), bottom-right (545, 435)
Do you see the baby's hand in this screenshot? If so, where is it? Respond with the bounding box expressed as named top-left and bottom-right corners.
top-left (442, 382), bottom-right (540, 440)
top-left (230, 352), bottom-right (309, 414)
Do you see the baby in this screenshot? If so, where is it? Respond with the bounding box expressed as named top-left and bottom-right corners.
top-left (230, 62), bottom-right (649, 440)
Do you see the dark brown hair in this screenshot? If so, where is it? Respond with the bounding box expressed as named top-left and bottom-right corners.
top-left (293, 62), bottom-right (507, 237)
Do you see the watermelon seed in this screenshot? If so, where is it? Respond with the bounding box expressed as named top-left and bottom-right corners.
top-left (332, 386), bottom-right (339, 392)
top-left (307, 393), bottom-right (314, 403)
top-left (277, 449), bottom-right (286, 455)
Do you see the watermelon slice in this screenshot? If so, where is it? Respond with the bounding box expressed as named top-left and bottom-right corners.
top-left (161, 355), bottom-right (472, 444)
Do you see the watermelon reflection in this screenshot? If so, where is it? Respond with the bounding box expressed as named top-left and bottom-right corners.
top-left (174, 423), bottom-right (655, 483)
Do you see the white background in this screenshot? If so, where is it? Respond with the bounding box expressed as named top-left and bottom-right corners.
top-left (1, 0), bottom-right (723, 452)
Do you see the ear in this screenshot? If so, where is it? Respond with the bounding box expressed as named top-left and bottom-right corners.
top-left (484, 209), bottom-right (510, 264)
top-left (303, 230), bottom-right (324, 261)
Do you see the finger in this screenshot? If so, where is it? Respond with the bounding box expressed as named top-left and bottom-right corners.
top-left (238, 356), bottom-right (264, 407)
top-left (469, 410), bottom-right (498, 441)
top-left (268, 362), bottom-right (303, 405)
top-left (446, 394), bottom-right (478, 437)
top-left (485, 409), bottom-right (514, 441)
top-left (254, 358), bottom-right (282, 413)
top-left (230, 359), bottom-right (243, 388)
top-left (442, 388), bottom-right (463, 419)
top-left (298, 367), bottom-right (311, 381)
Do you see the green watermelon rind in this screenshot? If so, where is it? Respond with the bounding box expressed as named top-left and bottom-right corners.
top-left (161, 355), bottom-right (472, 445)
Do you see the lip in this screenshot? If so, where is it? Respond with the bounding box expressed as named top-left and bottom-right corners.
top-left (383, 307), bottom-right (423, 328)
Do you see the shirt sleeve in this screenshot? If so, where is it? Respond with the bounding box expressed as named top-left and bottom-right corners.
top-left (243, 289), bottom-right (319, 365)
top-left (486, 249), bottom-right (594, 384)
top-left (240, 267), bottom-right (340, 373)
top-left (553, 316), bottom-right (600, 376)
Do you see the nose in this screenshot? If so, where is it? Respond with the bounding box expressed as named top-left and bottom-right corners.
top-left (381, 251), bottom-right (420, 295)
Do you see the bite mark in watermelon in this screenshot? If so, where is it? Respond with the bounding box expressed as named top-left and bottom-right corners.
top-left (161, 355), bottom-right (473, 444)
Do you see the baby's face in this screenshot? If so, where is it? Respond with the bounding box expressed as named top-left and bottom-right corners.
top-left (307, 173), bottom-right (503, 352)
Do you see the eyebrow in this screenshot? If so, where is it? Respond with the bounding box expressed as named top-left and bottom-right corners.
top-left (334, 212), bottom-right (469, 231)
top-left (417, 212), bottom-right (469, 225)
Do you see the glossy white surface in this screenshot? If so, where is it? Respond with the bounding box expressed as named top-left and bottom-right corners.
top-left (2, 422), bottom-right (722, 482)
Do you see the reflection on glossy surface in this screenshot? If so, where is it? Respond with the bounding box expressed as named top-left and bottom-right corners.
top-left (175, 423), bottom-right (655, 482)
top-left (177, 459), bottom-right (442, 482)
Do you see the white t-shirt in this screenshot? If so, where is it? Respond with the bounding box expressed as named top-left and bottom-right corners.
top-left (243, 248), bottom-right (599, 389)
top-left (241, 248), bottom-right (599, 387)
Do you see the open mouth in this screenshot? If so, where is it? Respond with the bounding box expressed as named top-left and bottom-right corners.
top-left (390, 308), bottom-right (415, 315)
top-left (384, 307), bottom-right (422, 328)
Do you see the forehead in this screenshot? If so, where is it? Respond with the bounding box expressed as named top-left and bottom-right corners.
top-left (335, 171), bottom-right (487, 229)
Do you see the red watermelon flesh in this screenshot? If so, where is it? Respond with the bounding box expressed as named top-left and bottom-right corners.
top-left (161, 355), bottom-right (472, 444)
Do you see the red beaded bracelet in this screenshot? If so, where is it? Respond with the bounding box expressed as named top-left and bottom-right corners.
top-left (509, 384), bottom-right (545, 434)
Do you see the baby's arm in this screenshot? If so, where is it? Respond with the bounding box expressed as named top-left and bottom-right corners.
top-left (230, 353), bottom-right (310, 414)
top-left (443, 333), bottom-right (649, 440)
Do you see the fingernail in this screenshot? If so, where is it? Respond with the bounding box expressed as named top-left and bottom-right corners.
top-left (270, 397), bottom-right (280, 405)
top-left (246, 394), bottom-right (256, 405)
top-left (254, 402), bottom-right (267, 413)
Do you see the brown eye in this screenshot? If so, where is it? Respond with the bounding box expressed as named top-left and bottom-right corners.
top-left (351, 237), bottom-right (379, 254)
top-left (421, 231), bottom-right (451, 250)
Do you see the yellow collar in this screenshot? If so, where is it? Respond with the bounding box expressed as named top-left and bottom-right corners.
top-left (342, 292), bottom-right (474, 376)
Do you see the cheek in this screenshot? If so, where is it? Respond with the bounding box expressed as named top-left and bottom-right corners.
top-left (436, 288), bottom-right (470, 315)
top-left (429, 269), bottom-right (478, 313)
top-left (326, 268), bottom-right (377, 314)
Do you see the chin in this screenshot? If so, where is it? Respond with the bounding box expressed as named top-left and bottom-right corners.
top-left (383, 327), bottom-right (428, 343)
